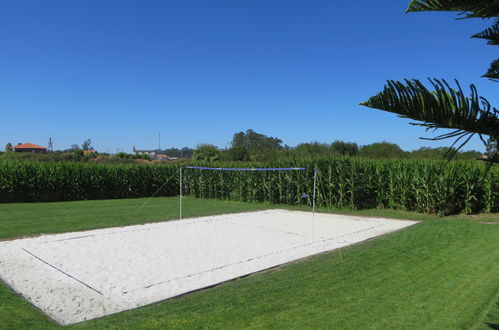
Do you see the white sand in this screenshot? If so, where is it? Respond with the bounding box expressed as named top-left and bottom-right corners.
top-left (0, 209), bottom-right (418, 324)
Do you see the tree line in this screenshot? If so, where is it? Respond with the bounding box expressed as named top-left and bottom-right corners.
top-left (2, 129), bottom-right (489, 164)
top-left (1, 139), bottom-right (195, 164)
top-left (193, 129), bottom-right (485, 162)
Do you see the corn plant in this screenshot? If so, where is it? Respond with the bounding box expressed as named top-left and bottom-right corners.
top-left (1, 158), bottom-right (496, 215)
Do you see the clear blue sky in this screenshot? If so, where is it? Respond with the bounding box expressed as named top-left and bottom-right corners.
top-left (0, 0), bottom-right (497, 153)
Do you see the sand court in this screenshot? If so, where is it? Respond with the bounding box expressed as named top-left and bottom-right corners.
top-left (0, 209), bottom-right (418, 324)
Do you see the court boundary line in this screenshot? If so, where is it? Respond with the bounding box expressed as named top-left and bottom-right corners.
top-left (122, 223), bottom-right (385, 294)
top-left (22, 248), bottom-right (103, 296)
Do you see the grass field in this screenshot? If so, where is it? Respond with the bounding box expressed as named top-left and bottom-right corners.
top-left (0, 197), bottom-right (498, 329)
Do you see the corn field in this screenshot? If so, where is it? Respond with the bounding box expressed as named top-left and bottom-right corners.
top-left (0, 160), bottom-right (178, 203)
top-left (183, 159), bottom-right (498, 215)
top-left (0, 158), bottom-right (497, 215)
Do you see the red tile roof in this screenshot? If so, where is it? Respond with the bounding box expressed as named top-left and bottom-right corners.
top-left (11, 143), bottom-right (47, 149)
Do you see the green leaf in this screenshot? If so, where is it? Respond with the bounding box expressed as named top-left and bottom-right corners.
top-left (360, 78), bottom-right (499, 147)
top-left (472, 20), bottom-right (499, 45)
top-left (483, 58), bottom-right (499, 80)
top-left (406, 0), bottom-right (499, 18)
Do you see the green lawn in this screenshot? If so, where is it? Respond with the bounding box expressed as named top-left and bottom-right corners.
top-left (0, 197), bottom-right (498, 329)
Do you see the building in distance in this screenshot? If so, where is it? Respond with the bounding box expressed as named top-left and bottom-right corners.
top-left (132, 147), bottom-right (158, 158)
top-left (9, 143), bottom-right (47, 154)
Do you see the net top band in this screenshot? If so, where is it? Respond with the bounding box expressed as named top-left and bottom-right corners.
top-left (183, 166), bottom-right (307, 171)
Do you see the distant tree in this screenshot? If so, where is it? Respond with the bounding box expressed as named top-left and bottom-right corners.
top-left (409, 147), bottom-right (448, 160)
top-left (116, 152), bottom-right (131, 159)
top-left (131, 153), bottom-right (151, 160)
top-left (229, 145), bottom-right (250, 161)
top-left (358, 142), bottom-right (406, 159)
top-left (218, 149), bottom-right (234, 161)
top-left (193, 144), bottom-right (220, 162)
top-left (293, 142), bottom-right (331, 157)
top-left (68, 143), bottom-right (84, 156)
top-left (82, 139), bottom-right (92, 151)
top-left (230, 129), bottom-right (283, 161)
top-left (330, 141), bottom-right (359, 156)
top-left (181, 147), bottom-right (194, 158)
top-left (458, 150), bottom-right (482, 160)
top-left (486, 137), bottom-right (497, 154)
top-left (5, 142), bottom-right (12, 152)
top-left (409, 147), bottom-right (481, 160)
top-left (161, 147), bottom-right (179, 157)
top-left (74, 149), bottom-right (84, 157)
top-left (485, 137), bottom-right (498, 161)
top-left (161, 147), bottom-right (194, 158)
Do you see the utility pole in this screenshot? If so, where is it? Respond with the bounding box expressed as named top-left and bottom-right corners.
top-left (158, 133), bottom-right (161, 151)
top-left (48, 138), bottom-right (53, 153)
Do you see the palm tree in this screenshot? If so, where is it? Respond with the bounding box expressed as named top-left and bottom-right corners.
top-left (406, 0), bottom-right (498, 80)
top-left (361, 0), bottom-right (498, 161)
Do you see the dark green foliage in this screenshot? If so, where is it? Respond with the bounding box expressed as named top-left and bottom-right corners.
top-left (1, 158), bottom-right (496, 214)
top-left (287, 141), bottom-right (359, 158)
top-left (0, 151), bottom-right (153, 163)
top-left (484, 58), bottom-right (499, 79)
top-left (361, 79), bottom-right (498, 139)
top-left (363, 2), bottom-right (498, 154)
top-left (406, 0), bottom-right (499, 18)
top-left (409, 147), bottom-right (481, 160)
top-left (0, 161), bottom-right (178, 203)
top-left (330, 140), bottom-right (359, 156)
top-left (407, 1), bottom-right (499, 78)
top-left (361, 79), bottom-right (498, 159)
top-left (293, 142), bottom-right (331, 157)
top-left (473, 20), bottom-right (499, 45)
top-left (0, 151), bottom-right (87, 162)
top-left (115, 152), bottom-right (150, 160)
top-left (161, 147), bottom-right (194, 158)
top-left (193, 144), bottom-right (220, 162)
top-left (183, 158), bottom-right (497, 215)
top-left (230, 129), bottom-right (283, 161)
top-left (358, 142), bottom-right (406, 159)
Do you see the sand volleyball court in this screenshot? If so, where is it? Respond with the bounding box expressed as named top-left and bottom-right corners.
top-left (0, 209), bottom-right (417, 324)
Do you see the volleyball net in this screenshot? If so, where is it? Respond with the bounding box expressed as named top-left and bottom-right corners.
top-left (179, 166), bottom-right (317, 220)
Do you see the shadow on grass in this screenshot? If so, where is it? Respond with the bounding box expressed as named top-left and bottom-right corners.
top-left (486, 302), bottom-right (499, 329)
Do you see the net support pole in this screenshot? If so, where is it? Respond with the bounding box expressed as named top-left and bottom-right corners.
top-left (312, 168), bottom-right (317, 215)
top-left (179, 166), bottom-right (183, 220)
top-left (312, 168), bottom-right (317, 242)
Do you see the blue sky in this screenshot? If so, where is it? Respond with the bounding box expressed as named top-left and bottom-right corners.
top-left (0, 0), bottom-right (497, 153)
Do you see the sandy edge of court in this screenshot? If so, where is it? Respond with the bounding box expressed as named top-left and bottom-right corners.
top-left (0, 208), bottom-right (419, 243)
top-left (0, 210), bottom-right (419, 325)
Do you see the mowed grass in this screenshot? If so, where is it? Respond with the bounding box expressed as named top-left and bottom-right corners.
top-left (0, 197), bottom-right (274, 241)
top-left (0, 197), bottom-right (498, 329)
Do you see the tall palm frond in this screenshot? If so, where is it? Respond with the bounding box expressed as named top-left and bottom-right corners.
top-left (473, 20), bottom-right (499, 45)
top-left (484, 58), bottom-right (499, 79)
top-left (406, 0), bottom-right (499, 18)
top-left (407, 2), bottom-right (498, 81)
top-left (473, 20), bottom-right (498, 79)
top-left (361, 79), bottom-right (499, 153)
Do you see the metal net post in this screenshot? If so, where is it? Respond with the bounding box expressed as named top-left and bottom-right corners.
top-left (179, 166), bottom-right (183, 220)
